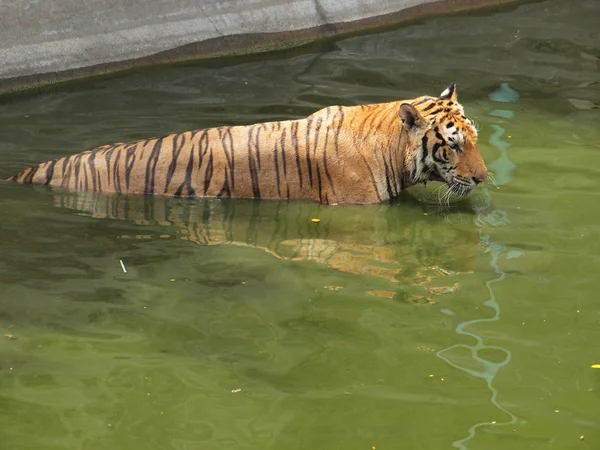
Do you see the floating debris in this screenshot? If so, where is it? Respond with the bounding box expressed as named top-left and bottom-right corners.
top-left (365, 290), bottom-right (396, 299)
top-left (311, 218), bottom-right (321, 223)
top-left (568, 98), bottom-right (600, 110)
top-left (119, 260), bottom-right (127, 273)
top-left (417, 345), bottom-right (435, 352)
top-left (324, 285), bottom-right (344, 291)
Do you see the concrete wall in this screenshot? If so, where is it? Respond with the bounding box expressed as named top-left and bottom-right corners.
top-left (0, 0), bottom-right (530, 93)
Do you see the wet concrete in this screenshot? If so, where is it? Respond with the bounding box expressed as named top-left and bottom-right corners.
top-left (0, 0), bottom-right (532, 92)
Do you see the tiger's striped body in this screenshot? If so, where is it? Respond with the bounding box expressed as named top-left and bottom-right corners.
top-left (8, 84), bottom-right (487, 205)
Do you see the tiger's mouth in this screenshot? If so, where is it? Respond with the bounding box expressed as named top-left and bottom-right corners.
top-left (427, 170), bottom-right (445, 183)
top-left (427, 170), bottom-right (474, 197)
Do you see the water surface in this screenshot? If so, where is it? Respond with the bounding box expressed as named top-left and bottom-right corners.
top-left (1, 1), bottom-right (600, 449)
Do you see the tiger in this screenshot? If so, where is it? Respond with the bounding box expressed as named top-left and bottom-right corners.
top-left (7, 83), bottom-right (487, 205)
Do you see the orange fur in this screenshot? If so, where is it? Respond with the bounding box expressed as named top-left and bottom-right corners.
top-left (8, 84), bottom-right (487, 205)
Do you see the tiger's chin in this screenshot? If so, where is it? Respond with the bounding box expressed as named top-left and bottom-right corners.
top-left (449, 182), bottom-right (475, 198)
top-left (426, 172), bottom-right (474, 198)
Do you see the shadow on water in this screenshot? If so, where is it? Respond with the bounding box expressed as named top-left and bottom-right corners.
top-left (41, 186), bottom-right (490, 306)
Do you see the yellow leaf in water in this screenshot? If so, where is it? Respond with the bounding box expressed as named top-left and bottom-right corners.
top-left (591, 364), bottom-right (600, 369)
top-left (311, 218), bottom-right (320, 223)
top-left (365, 290), bottom-right (396, 299)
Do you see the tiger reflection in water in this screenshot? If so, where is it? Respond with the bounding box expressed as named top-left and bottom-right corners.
top-left (54, 191), bottom-right (483, 304)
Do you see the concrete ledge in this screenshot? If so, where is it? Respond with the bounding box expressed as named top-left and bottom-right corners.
top-left (1, 0), bottom-right (531, 93)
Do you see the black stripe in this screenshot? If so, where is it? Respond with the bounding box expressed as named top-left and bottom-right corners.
top-left (422, 103), bottom-right (436, 112)
top-left (387, 152), bottom-right (398, 196)
top-left (144, 138), bottom-right (163, 195)
top-left (316, 165), bottom-right (323, 203)
top-left (73, 153), bottom-right (84, 191)
top-left (124, 143), bottom-right (138, 190)
top-left (274, 140), bottom-right (281, 198)
top-left (414, 97), bottom-right (433, 105)
top-left (113, 149), bottom-right (122, 194)
top-left (61, 156), bottom-right (69, 184)
top-left (333, 107), bottom-right (344, 156)
top-left (221, 128), bottom-right (235, 189)
top-left (23, 167), bottom-right (38, 184)
top-left (165, 134), bottom-right (184, 193)
top-left (61, 158), bottom-right (73, 189)
top-left (216, 170), bottom-right (231, 198)
top-left (197, 131), bottom-right (209, 170)
top-left (255, 125), bottom-right (262, 170)
top-left (83, 165), bottom-right (89, 191)
top-left (175, 145), bottom-right (196, 198)
top-left (383, 160), bottom-right (394, 199)
top-left (104, 147), bottom-right (115, 182)
top-left (321, 124), bottom-right (336, 195)
top-left (305, 117), bottom-right (314, 187)
top-left (247, 126), bottom-right (261, 198)
top-left (88, 151), bottom-right (98, 192)
top-left (434, 128), bottom-right (446, 143)
top-left (357, 152), bottom-right (381, 202)
top-left (421, 135), bottom-right (429, 165)
top-left (203, 148), bottom-right (214, 195)
top-left (313, 117), bottom-right (323, 170)
top-left (44, 160), bottom-right (57, 185)
top-left (280, 128), bottom-right (288, 177)
top-left (432, 143), bottom-right (446, 163)
top-left (291, 122), bottom-right (303, 189)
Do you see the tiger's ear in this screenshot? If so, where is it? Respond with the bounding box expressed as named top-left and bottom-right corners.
top-left (399, 103), bottom-right (425, 130)
top-left (439, 83), bottom-right (457, 102)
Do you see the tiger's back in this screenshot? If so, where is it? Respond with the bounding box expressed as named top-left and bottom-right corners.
top-left (8, 84), bottom-right (488, 205)
top-left (10, 103), bottom-right (403, 205)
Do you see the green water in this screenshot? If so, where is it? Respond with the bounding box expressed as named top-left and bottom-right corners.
top-left (1, 0), bottom-right (600, 448)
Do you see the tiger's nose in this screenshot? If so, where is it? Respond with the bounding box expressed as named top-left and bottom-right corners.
top-left (472, 171), bottom-right (488, 185)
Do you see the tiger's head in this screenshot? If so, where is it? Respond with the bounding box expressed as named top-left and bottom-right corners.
top-left (400, 83), bottom-right (488, 197)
